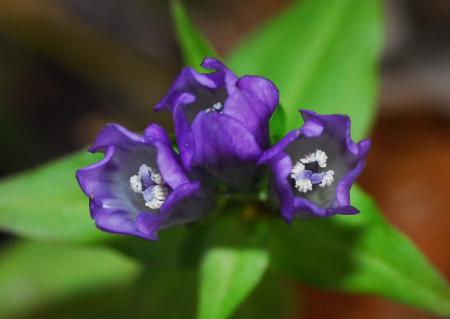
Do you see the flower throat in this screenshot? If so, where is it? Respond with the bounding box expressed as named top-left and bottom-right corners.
top-left (290, 149), bottom-right (334, 193)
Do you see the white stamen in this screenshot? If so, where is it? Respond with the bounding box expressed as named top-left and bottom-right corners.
top-left (145, 185), bottom-right (169, 210)
top-left (130, 175), bottom-right (143, 193)
top-left (290, 162), bottom-right (305, 179)
top-left (148, 166), bottom-right (163, 185)
top-left (205, 102), bottom-right (223, 113)
top-left (300, 152), bottom-right (316, 164)
top-left (130, 164), bottom-right (168, 211)
top-left (315, 150), bottom-right (328, 168)
top-left (290, 149), bottom-right (334, 193)
top-left (212, 102), bottom-right (223, 110)
top-left (300, 149), bottom-right (328, 167)
top-left (295, 179), bottom-right (313, 193)
top-left (319, 170), bottom-right (334, 187)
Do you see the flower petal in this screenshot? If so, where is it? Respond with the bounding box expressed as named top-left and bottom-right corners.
top-left (95, 209), bottom-right (158, 240)
top-left (224, 75), bottom-right (279, 147)
top-left (268, 152), bottom-right (296, 223)
top-left (88, 123), bottom-right (147, 152)
top-left (144, 123), bottom-right (190, 188)
top-left (77, 123), bottom-right (209, 240)
top-left (135, 181), bottom-right (207, 239)
top-left (155, 67), bottom-right (220, 112)
top-left (190, 111), bottom-right (262, 168)
top-left (201, 57), bottom-right (238, 92)
top-left (259, 110), bottom-right (370, 220)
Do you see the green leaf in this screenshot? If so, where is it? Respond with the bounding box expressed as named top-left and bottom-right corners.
top-left (269, 105), bottom-right (286, 143)
top-left (269, 186), bottom-right (450, 316)
top-left (198, 247), bottom-right (269, 319)
top-left (170, 0), bottom-right (218, 69)
top-left (0, 241), bottom-right (141, 318)
top-left (0, 151), bottom-right (112, 243)
top-left (140, 267), bottom-right (198, 318)
top-left (227, 0), bottom-right (383, 140)
top-left (232, 274), bottom-right (296, 319)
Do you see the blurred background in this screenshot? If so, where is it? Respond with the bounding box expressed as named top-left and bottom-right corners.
top-left (0, 0), bottom-right (448, 318)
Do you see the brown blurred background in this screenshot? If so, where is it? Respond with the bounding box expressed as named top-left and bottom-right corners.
top-left (0, 0), bottom-right (449, 318)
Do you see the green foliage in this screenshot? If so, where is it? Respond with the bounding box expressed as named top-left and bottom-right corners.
top-left (0, 241), bottom-right (141, 318)
top-left (0, 152), bottom-right (112, 243)
top-left (170, 0), bottom-right (218, 70)
top-left (227, 0), bottom-right (382, 140)
top-left (269, 106), bottom-right (286, 143)
top-left (269, 186), bottom-right (450, 315)
top-left (0, 0), bottom-right (448, 318)
top-left (198, 247), bottom-right (269, 319)
top-left (232, 274), bottom-right (295, 319)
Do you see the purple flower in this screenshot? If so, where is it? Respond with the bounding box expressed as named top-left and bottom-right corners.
top-left (258, 110), bottom-right (371, 222)
top-left (76, 123), bottom-right (213, 240)
top-left (155, 57), bottom-right (279, 189)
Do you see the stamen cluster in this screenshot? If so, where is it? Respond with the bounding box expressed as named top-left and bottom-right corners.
top-left (130, 164), bottom-right (169, 210)
top-left (290, 150), bottom-right (335, 193)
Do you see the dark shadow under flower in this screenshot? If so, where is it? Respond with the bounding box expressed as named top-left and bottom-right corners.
top-left (259, 110), bottom-right (371, 222)
top-left (155, 57), bottom-right (279, 190)
top-left (76, 124), bottom-right (213, 240)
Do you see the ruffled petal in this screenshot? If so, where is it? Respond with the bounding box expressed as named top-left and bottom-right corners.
top-left (96, 209), bottom-right (158, 240)
top-left (76, 123), bottom-right (210, 240)
top-left (259, 110), bottom-right (370, 220)
top-left (258, 129), bottom-right (301, 164)
top-left (201, 57), bottom-right (238, 93)
top-left (76, 138), bottom-right (159, 239)
top-left (88, 123), bottom-right (148, 152)
top-left (155, 67), bottom-right (220, 112)
top-left (267, 152), bottom-right (295, 223)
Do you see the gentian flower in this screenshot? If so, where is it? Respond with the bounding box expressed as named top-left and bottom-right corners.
top-left (76, 123), bottom-right (213, 240)
top-left (258, 110), bottom-right (371, 222)
top-left (155, 57), bottom-right (279, 189)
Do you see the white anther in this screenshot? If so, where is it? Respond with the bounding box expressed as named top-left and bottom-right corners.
top-left (205, 102), bottom-right (223, 113)
top-left (300, 152), bottom-right (316, 164)
top-left (290, 149), bottom-right (333, 193)
top-left (148, 167), bottom-right (163, 185)
top-left (145, 185), bottom-right (169, 210)
top-left (130, 175), bottom-right (143, 193)
top-left (295, 179), bottom-right (313, 193)
top-left (212, 102), bottom-right (223, 110)
top-left (130, 164), bottom-right (168, 210)
top-left (290, 161), bottom-right (305, 179)
top-left (315, 150), bottom-right (328, 168)
top-left (319, 170), bottom-right (334, 187)
top-left (300, 149), bottom-right (328, 167)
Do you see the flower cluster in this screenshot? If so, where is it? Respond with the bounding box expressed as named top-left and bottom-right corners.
top-left (76, 58), bottom-right (370, 240)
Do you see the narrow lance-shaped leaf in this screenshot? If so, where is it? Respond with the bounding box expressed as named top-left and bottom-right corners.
top-left (0, 241), bottom-right (141, 319)
top-left (198, 247), bottom-right (269, 319)
top-left (269, 186), bottom-right (450, 316)
top-left (170, 0), bottom-right (218, 70)
top-left (227, 0), bottom-right (382, 140)
top-left (0, 152), bottom-right (112, 243)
